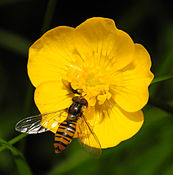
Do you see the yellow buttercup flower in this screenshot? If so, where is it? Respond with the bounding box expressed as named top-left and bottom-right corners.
top-left (28, 17), bottom-right (154, 149)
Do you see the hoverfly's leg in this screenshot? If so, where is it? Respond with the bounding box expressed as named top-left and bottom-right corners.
top-left (69, 83), bottom-right (83, 95)
top-left (64, 108), bottom-right (68, 112)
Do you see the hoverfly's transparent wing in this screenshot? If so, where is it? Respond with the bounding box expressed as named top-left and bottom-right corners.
top-left (15, 110), bottom-right (68, 134)
top-left (77, 115), bottom-right (102, 158)
top-left (15, 114), bottom-right (47, 134)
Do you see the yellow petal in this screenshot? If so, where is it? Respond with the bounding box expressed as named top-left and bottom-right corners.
top-left (80, 105), bottom-right (144, 148)
top-left (28, 26), bottom-right (77, 87)
top-left (34, 80), bottom-right (73, 114)
top-left (111, 44), bottom-right (154, 112)
top-left (74, 17), bottom-right (134, 70)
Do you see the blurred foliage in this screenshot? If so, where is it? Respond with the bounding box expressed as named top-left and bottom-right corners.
top-left (0, 0), bottom-right (173, 175)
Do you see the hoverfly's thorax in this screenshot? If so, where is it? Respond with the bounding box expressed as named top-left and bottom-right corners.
top-left (67, 96), bottom-right (88, 121)
top-left (68, 103), bottom-right (82, 116)
top-left (68, 102), bottom-right (82, 120)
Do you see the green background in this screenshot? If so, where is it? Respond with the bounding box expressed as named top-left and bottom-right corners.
top-left (0, 0), bottom-right (173, 175)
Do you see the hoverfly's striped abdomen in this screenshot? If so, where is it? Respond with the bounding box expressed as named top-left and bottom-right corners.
top-left (54, 119), bottom-right (77, 153)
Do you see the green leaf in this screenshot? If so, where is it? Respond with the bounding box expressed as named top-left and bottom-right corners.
top-left (151, 75), bottom-right (173, 84)
top-left (0, 138), bottom-right (32, 175)
top-left (0, 28), bottom-right (31, 56)
top-left (14, 156), bottom-right (32, 175)
top-left (47, 149), bottom-right (91, 175)
top-left (0, 0), bottom-right (25, 6)
top-left (149, 99), bottom-right (173, 115)
top-left (165, 165), bottom-right (173, 175)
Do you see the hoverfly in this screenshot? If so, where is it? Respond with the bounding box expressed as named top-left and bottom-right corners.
top-left (15, 84), bottom-right (101, 157)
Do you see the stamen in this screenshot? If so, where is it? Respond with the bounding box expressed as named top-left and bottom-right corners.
top-left (66, 62), bottom-right (112, 107)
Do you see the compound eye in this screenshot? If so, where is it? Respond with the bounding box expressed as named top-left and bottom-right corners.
top-left (80, 98), bottom-right (88, 107)
top-left (72, 96), bottom-right (80, 102)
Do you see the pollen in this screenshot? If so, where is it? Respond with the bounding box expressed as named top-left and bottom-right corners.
top-left (66, 60), bottom-right (112, 107)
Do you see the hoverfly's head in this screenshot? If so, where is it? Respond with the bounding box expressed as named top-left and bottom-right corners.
top-left (72, 96), bottom-right (88, 108)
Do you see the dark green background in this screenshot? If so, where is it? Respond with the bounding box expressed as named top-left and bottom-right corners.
top-left (0, 0), bottom-right (173, 175)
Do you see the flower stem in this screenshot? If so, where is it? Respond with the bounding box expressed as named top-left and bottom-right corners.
top-left (41, 0), bottom-right (57, 35)
top-left (9, 133), bottom-right (28, 145)
top-left (0, 134), bottom-right (28, 152)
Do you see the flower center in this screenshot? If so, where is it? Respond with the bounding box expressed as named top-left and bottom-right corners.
top-left (65, 62), bottom-right (112, 106)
